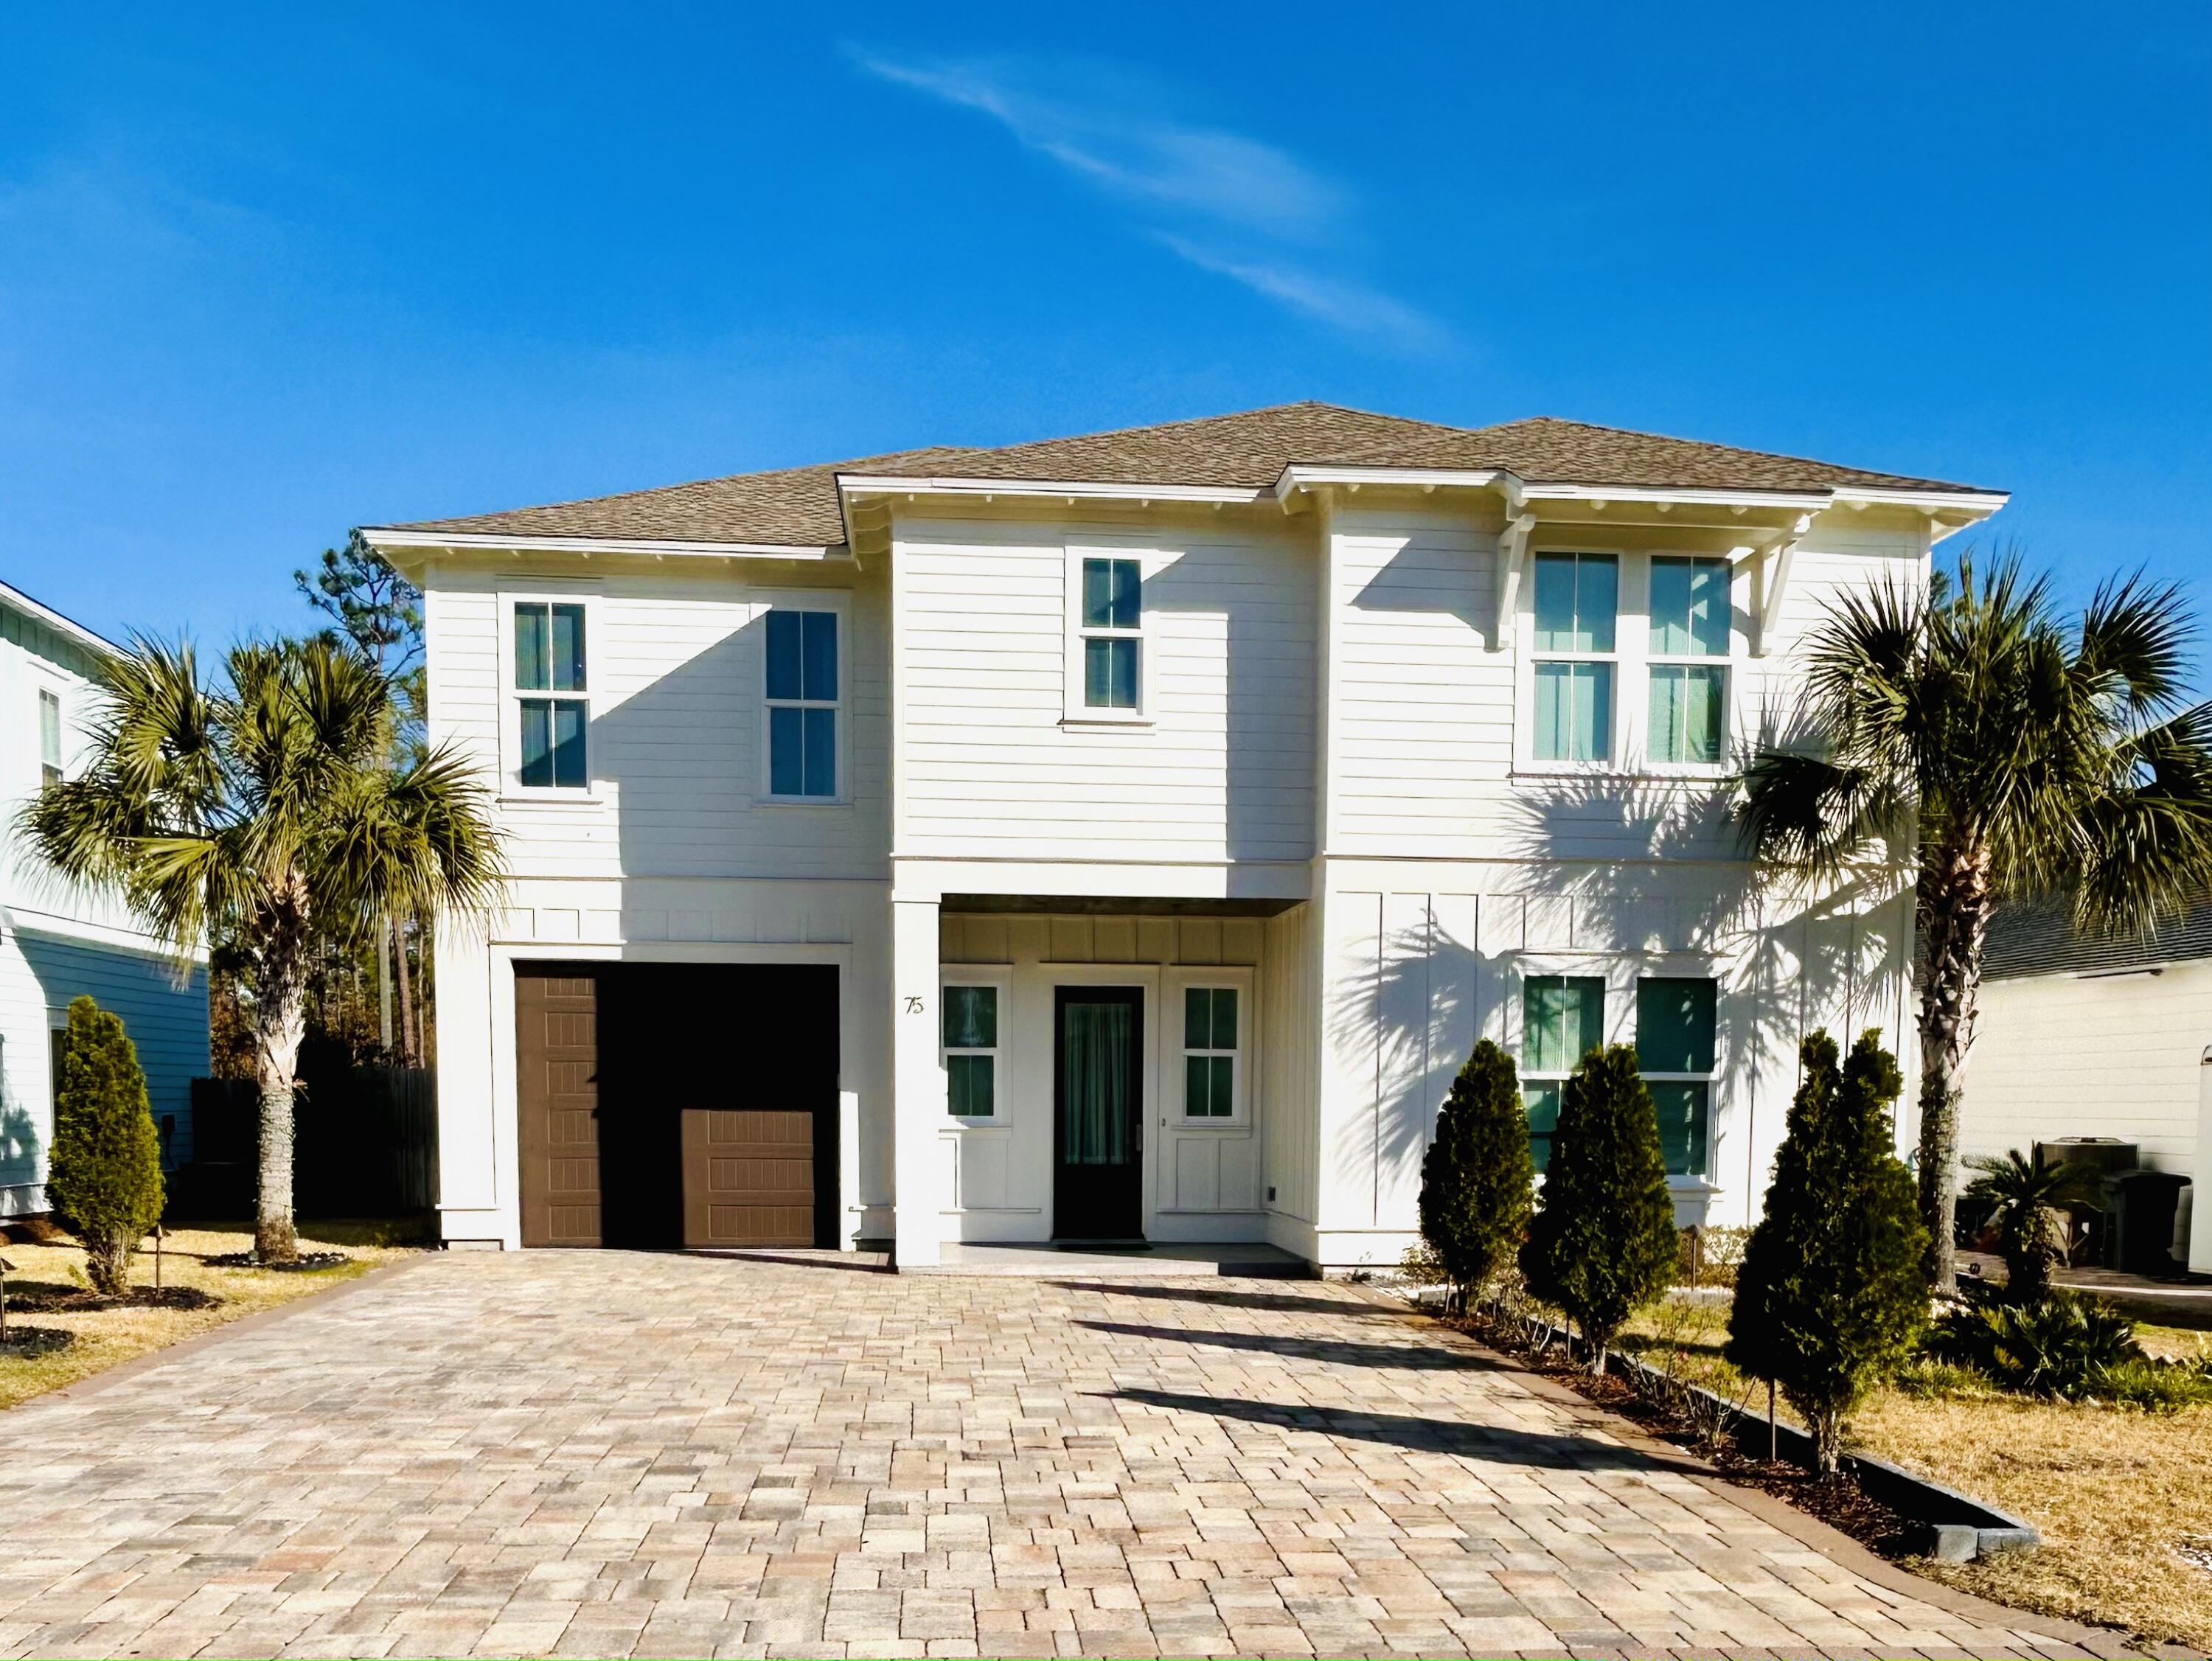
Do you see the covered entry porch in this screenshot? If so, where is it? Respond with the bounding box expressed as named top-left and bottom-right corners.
top-left (890, 894), bottom-right (1307, 1270)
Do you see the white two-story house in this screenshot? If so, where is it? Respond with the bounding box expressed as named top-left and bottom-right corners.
top-left (364, 403), bottom-right (2003, 1268)
top-left (1, 579), bottom-right (212, 1216)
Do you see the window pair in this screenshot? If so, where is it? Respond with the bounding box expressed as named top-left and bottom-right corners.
top-left (1530, 553), bottom-right (1730, 765)
top-left (509, 601), bottom-right (840, 798)
top-left (941, 983), bottom-right (1240, 1121)
top-left (1520, 975), bottom-right (1715, 1177)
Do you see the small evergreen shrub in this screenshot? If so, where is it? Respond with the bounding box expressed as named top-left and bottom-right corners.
top-left (1418, 1039), bottom-right (1534, 1312)
top-left (1726, 1030), bottom-right (1927, 1474)
top-left (46, 995), bottom-right (165, 1297)
top-left (1928, 1289), bottom-right (2145, 1398)
top-left (1520, 1042), bottom-right (1677, 1372)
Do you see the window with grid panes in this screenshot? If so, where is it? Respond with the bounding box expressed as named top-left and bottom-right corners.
top-left (1530, 554), bottom-right (1617, 762)
top-left (1521, 975), bottom-right (1604, 1171)
top-left (1183, 986), bottom-right (1237, 1118)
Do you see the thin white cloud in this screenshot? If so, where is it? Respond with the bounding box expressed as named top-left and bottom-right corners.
top-left (850, 50), bottom-right (1441, 348)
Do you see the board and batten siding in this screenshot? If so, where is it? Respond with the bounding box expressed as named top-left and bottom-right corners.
top-left (423, 563), bottom-right (889, 883)
top-left (892, 513), bottom-right (1317, 866)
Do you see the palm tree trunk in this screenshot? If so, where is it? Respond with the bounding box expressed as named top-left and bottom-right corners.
top-left (392, 912), bottom-right (417, 1067)
top-left (1914, 842), bottom-right (1994, 1292)
top-left (254, 891), bottom-right (312, 1264)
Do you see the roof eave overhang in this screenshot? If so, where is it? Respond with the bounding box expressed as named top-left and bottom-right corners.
top-left (0, 577), bottom-right (120, 658)
top-left (360, 527), bottom-right (850, 575)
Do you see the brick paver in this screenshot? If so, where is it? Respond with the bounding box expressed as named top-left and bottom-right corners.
top-left (0, 1253), bottom-right (2112, 1658)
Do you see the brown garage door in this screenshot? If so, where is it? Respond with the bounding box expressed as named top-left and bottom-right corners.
top-left (515, 969), bottom-right (601, 1247)
top-left (681, 1108), bottom-right (815, 1246)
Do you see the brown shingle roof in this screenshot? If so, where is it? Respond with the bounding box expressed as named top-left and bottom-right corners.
top-left (383, 402), bottom-right (1994, 546)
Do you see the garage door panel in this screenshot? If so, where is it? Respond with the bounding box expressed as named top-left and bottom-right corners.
top-left (684, 1107), bottom-right (815, 1247)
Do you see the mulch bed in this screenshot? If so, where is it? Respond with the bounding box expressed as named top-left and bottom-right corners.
top-left (1447, 1306), bottom-right (1924, 1560)
top-left (201, 1251), bottom-right (349, 1272)
top-left (3, 1284), bottom-right (220, 1315)
top-left (0, 1326), bottom-right (76, 1357)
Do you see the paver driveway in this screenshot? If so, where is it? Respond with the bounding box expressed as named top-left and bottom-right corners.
top-left (0, 1253), bottom-right (2116, 1660)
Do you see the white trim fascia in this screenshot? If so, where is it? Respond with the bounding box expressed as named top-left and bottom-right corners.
top-left (1275, 464), bottom-right (1506, 500)
top-left (837, 474), bottom-right (1266, 507)
top-left (1832, 487), bottom-right (2009, 515)
top-left (361, 528), bottom-right (848, 560)
top-left (0, 579), bottom-right (119, 658)
top-left (1, 904), bottom-right (210, 966)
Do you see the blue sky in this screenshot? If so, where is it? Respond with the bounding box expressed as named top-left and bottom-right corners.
top-left (2, 2), bottom-right (2207, 647)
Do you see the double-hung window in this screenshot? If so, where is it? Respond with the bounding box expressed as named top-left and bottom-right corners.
top-left (942, 984), bottom-right (998, 1120)
top-left (1182, 987), bottom-right (1239, 1118)
top-left (1521, 975), bottom-right (1603, 1171)
top-left (1531, 554), bottom-right (1617, 763)
top-left (1638, 978), bottom-right (1717, 1177)
top-left (1078, 557), bottom-right (1141, 711)
top-left (765, 609), bottom-right (838, 799)
top-left (37, 689), bottom-right (62, 790)
top-left (1646, 557), bottom-right (1731, 765)
top-left (514, 602), bottom-right (588, 790)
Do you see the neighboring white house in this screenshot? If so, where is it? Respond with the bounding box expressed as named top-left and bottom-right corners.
top-left (1961, 904), bottom-right (2211, 1273)
top-left (364, 403), bottom-right (2005, 1268)
top-left (0, 579), bottom-right (211, 1217)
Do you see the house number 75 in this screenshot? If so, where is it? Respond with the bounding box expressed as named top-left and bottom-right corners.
top-left (904, 995), bottom-right (925, 1014)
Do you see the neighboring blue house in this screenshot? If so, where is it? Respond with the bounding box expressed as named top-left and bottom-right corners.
top-left (0, 579), bottom-right (209, 1217)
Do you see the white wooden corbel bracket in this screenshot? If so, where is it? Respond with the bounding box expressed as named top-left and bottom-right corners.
top-left (1750, 512), bottom-right (1813, 656)
top-left (1492, 511), bottom-right (1537, 650)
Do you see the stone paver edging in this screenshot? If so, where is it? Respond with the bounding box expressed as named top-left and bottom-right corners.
top-left (0, 1252), bottom-right (2180, 1659)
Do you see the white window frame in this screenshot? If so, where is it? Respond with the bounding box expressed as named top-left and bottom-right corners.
top-left (1514, 548), bottom-right (1746, 780)
top-left (939, 968), bottom-right (1012, 1127)
top-left (1635, 974), bottom-right (1720, 1181)
top-left (1062, 546), bottom-right (1157, 725)
top-left (1167, 966), bottom-right (1253, 1127)
top-left (758, 591), bottom-right (852, 805)
top-left (35, 683), bottom-right (63, 791)
top-left (497, 589), bottom-right (599, 798)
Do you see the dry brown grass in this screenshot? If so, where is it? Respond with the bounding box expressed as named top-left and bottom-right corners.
top-left (0, 1222), bottom-right (418, 1413)
top-left (1621, 1290), bottom-right (2212, 1650)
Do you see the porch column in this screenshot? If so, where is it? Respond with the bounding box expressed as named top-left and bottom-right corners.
top-left (891, 894), bottom-right (947, 1267)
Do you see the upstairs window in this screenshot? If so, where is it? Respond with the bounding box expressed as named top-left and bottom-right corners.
top-left (765, 610), bottom-right (838, 799)
top-left (1531, 554), bottom-right (1617, 763)
top-left (942, 984), bottom-right (998, 1119)
top-left (38, 689), bottom-right (61, 790)
top-left (1638, 978), bottom-right (1717, 1177)
top-left (1647, 557), bottom-right (1731, 765)
top-left (1182, 987), bottom-right (1239, 1118)
top-left (514, 602), bottom-right (587, 790)
top-left (1522, 975), bottom-right (1603, 1171)
top-left (1079, 557), bottom-right (1141, 711)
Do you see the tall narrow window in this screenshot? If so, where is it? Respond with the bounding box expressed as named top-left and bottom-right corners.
top-left (942, 984), bottom-right (998, 1119)
top-left (1530, 554), bottom-right (1617, 762)
top-left (1183, 987), bottom-right (1238, 1118)
top-left (766, 610), bottom-right (838, 798)
top-left (1522, 975), bottom-right (1604, 1171)
top-left (515, 602), bottom-right (587, 789)
top-left (1079, 557), bottom-right (1141, 710)
top-left (38, 689), bottom-right (62, 790)
top-left (1638, 977), bottom-right (1717, 1177)
top-left (1647, 557), bottom-right (1731, 765)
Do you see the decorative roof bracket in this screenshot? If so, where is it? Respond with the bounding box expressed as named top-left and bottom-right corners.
top-left (1492, 511), bottom-right (1539, 651)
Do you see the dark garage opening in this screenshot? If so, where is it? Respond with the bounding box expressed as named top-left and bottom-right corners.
top-left (515, 961), bottom-right (839, 1250)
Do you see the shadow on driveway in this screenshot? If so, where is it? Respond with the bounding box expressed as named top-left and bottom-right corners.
top-left (1074, 1317), bottom-right (1515, 1372)
top-left (1048, 1281), bottom-right (1405, 1319)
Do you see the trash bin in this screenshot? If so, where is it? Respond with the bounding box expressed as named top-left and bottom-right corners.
top-left (2102, 1170), bottom-right (2192, 1277)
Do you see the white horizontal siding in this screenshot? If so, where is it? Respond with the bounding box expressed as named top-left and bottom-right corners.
top-left (894, 515), bottom-right (1316, 864)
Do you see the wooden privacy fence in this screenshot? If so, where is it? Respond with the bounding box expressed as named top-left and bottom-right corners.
top-left (178, 1063), bottom-right (438, 1219)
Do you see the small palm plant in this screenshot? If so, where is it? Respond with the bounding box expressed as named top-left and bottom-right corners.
top-left (23, 636), bottom-right (502, 1263)
top-left (1735, 554), bottom-right (2212, 1288)
top-left (1962, 1149), bottom-right (2093, 1302)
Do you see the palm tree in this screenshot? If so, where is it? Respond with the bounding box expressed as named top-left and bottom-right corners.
top-left (22, 636), bottom-right (503, 1262)
top-left (1962, 1149), bottom-right (2094, 1302)
top-left (1736, 554), bottom-right (2212, 1289)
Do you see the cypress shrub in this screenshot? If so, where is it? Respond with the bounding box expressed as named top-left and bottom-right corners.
top-left (1728, 1029), bottom-right (1927, 1475)
top-left (46, 995), bottom-right (166, 1296)
top-left (1417, 1039), bottom-right (1534, 1312)
top-left (1520, 1042), bottom-right (1677, 1372)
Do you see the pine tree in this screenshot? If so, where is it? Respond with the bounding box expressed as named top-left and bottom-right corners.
top-left (1520, 1042), bottom-right (1677, 1372)
top-left (1418, 1040), bottom-right (1534, 1312)
top-left (46, 996), bottom-right (166, 1296)
top-left (1728, 1029), bottom-right (1928, 1475)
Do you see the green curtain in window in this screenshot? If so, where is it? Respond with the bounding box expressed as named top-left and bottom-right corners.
top-left (1635, 979), bottom-right (1715, 1073)
top-left (1650, 1082), bottom-right (1708, 1176)
top-left (1524, 976), bottom-right (1604, 1072)
top-left (1649, 557), bottom-right (1730, 656)
top-left (1062, 1000), bottom-right (1134, 1165)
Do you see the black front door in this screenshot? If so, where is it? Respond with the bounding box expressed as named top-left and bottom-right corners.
top-left (1053, 986), bottom-right (1144, 1239)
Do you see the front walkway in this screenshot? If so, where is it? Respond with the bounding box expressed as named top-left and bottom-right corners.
top-left (0, 1253), bottom-right (2127, 1659)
